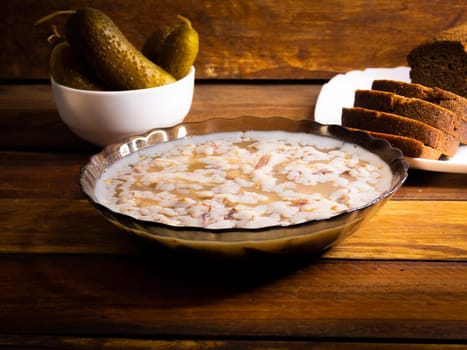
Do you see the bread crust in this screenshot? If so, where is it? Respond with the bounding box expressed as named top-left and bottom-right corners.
top-left (372, 79), bottom-right (467, 144)
top-left (354, 89), bottom-right (461, 138)
top-left (407, 23), bottom-right (467, 97)
top-left (342, 107), bottom-right (460, 157)
top-left (347, 128), bottom-right (442, 160)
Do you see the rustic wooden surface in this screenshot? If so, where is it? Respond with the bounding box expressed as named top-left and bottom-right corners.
top-left (0, 83), bottom-right (467, 349)
top-left (1, 337), bottom-right (467, 350)
top-left (2, 0), bottom-right (466, 80)
top-left (1, 0), bottom-right (467, 348)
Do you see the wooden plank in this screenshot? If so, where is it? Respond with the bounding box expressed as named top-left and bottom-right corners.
top-left (0, 198), bottom-right (465, 260)
top-left (189, 82), bottom-right (319, 120)
top-left (1, 336), bottom-right (467, 350)
top-left (0, 83), bottom-right (320, 152)
top-left (1, 83), bottom-right (467, 198)
top-left (0, 257), bottom-right (466, 340)
top-left (0, 152), bottom-right (89, 199)
top-left (2, 0), bottom-right (466, 80)
top-left (0, 83), bottom-right (321, 120)
top-left (323, 201), bottom-right (467, 260)
top-left (0, 198), bottom-right (149, 254)
top-left (400, 170), bottom-right (467, 201)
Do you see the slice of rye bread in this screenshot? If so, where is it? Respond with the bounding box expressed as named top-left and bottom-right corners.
top-left (371, 79), bottom-right (467, 143)
top-left (341, 107), bottom-right (460, 157)
top-left (407, 23), bottom-right (467, 98)
top-left (347, 128), bottom-right (442, 159)
top-left (353, 89), bottom-right (461, 138)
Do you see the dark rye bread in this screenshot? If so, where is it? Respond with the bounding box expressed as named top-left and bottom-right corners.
top-left (354, 89), bottom-right (461, 138)
top-left (372, 79), bottom-right (467, 144)
top-left (407, 23), bottom-right (467, 98)
top-left (347, 128), bottom-right (442, 160)
top-left (341, 107), bottom-right (460, 157)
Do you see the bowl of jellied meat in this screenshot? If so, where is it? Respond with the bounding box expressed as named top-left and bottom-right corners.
top-left (79, 117), bottom-right (408, 258)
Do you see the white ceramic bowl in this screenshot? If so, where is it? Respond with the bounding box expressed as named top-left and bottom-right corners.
top-left (51, 66), bottom-right (195, 146)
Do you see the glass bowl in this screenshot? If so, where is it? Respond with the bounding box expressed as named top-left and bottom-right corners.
top-left (79, 117), bottom-right (408, 259)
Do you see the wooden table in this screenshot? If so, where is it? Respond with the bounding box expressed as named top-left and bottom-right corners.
top-left (0, 82), bottom-right (466, 349)
top-left (2, 0), bottom-right (467, 346)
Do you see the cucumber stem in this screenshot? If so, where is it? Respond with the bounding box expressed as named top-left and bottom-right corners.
top-left (47, 25), bottom-right (64, 45)
top-left (34, 10), bottom-right (76, 26)
top-left (177, 15), bottom-right (193, 28)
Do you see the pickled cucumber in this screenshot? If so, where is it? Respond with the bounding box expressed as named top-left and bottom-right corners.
top-left (50, 41), bottom-right (103, 90)
top-left (157, 15), bottom-right (199, 80)
top-left (142, 25), bottom-right (171, 64)
top-left (65, 7), bottom-right (176, 90)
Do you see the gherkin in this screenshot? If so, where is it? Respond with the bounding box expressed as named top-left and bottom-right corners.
top-left (50, 40), bottom-right (103, 90)
top-left (157, 15), bottom-right (199, 80)
top-left (65, 7), bottom-right (175, 90)
top-left (142, 25), bottom-right (172, 64)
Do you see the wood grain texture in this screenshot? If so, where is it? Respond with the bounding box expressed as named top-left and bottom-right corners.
top-left (2, 0), bottom-right (466, 80)
top-left (0, 198), bottom-right (465, 259)
top-left (3, 83), bottom-right (467, 189)
top-left (1, 1), bottom-right (467, 344)
top-left (324, 201), bottom-right (467, 260)
top-left (0, 83), bottom-right (319, 152)
top-left (0, 256), bottom-right (466, 340)
top-left (1, 336), bottom-right (467, 350)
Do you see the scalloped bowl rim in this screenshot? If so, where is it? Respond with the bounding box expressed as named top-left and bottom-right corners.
top-left (79, 117), bottom-right (408, 251)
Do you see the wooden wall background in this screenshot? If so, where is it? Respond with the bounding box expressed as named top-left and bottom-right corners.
top-left (2, 0), bottom-right (466, 81)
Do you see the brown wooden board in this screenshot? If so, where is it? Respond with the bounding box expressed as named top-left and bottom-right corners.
top-left (0, 256), bottom-right (466, 340)
top-left (0, 198), bottom-right (466, 259)
top-left (1, 336), bottom-right (467, 349)
top-left (2, 0), bottom-right (466, 80)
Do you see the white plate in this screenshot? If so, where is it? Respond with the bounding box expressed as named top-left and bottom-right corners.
top-left (314, 66), bottom-right (467, 173)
